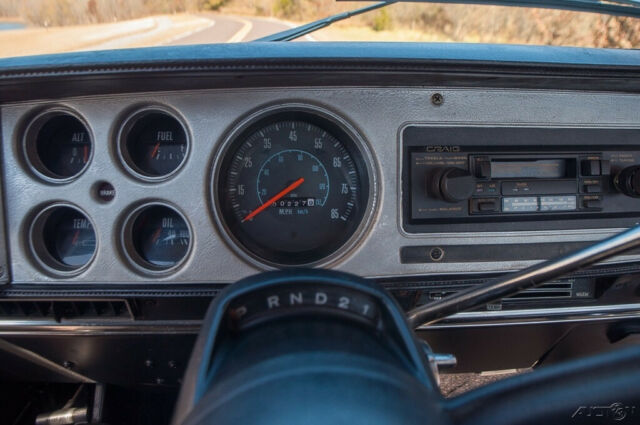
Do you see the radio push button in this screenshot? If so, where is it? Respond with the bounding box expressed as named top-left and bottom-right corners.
top-left (540, 196), bottom-right (577, 211)
top-left (502, 197), bottom-right (539, 213)
top-left (474, 157), bottom-right (492, 179)
top-left (581, 179), bottom-right (601, 193)
top-left (581, 158), bottom-right (611, 176)
top-left (581, 159), bottom-right (600, 176)
top-left (470, 198), bottom-right (499, 213)
top-left (581, 195), bottom-right (603, 210)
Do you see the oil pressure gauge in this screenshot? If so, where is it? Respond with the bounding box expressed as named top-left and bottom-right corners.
top-left (122, 203), bottom-right (192, 274)
top-left (118, 108), bottom-right (189, 180)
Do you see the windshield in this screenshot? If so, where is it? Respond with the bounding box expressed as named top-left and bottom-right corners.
top-left (0, 0), bottom-right (639, 58)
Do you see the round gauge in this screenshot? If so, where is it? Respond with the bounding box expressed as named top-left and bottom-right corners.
top-left (123, 204), bottom-right (192, 273)
top-left (30, 204), bottom-right (97, 274)
top-left (215, 108), bottom-right (374, 267)
top-left (119, 109), bottom-right (189, 179)
top-left (25, 111), bottom-right (92, 182)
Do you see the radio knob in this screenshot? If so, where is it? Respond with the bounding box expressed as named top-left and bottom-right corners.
top-left (431, 167), bottom-right (475, 203)
top-left (614, 165), bottom-right (640, 197)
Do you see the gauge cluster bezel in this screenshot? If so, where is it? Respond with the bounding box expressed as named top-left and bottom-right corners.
top-left (210, 103), bottom-right (379, 270)
top-left (16, 101), bottom-right (379, 280)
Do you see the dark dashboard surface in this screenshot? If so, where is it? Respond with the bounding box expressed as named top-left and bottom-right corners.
top-left (2, 42), bottom-right (640, 104)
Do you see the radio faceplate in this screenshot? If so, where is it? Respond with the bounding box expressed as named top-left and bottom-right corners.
top-left (402, 126), bottom-right (640, 233)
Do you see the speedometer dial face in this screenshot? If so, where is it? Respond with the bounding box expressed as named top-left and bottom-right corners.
top-left (216, 110), bottom-right (371, 266)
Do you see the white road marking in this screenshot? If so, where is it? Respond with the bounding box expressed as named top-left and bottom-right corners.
top-left (161, 19), bottom-right (215, 45)
top-left (81, 16), bottom-right (215, 50)
top-left (226, 17), bottom-right (253, 42)
top-left (165, 14), bottom-right (311, 45)
top-left (78, 17), bottom-right (161, 51)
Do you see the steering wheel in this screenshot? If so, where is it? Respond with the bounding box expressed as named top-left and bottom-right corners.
top-left (171, 226), bottom-right (640, 425)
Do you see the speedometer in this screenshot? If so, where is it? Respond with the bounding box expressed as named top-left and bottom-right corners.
top-left (214, 107), bottom-right (375, 267)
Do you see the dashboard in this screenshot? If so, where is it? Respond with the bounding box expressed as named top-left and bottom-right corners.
top-left (1, 43), bottom-right (640, 384)
top-left (5, 87), bottom-right (640, 284)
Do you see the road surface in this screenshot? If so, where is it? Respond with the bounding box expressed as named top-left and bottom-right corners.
top-left (0, 13), bottom-right (310, 59)
top-left (167, 13), bottom-right (299, 45)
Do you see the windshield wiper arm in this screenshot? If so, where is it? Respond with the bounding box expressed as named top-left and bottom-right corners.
top-left (255, 0), bottom-right (640, 42)
top-left (254, 1), bottom-right (396, 42)
top-left (367, 0), bottom-right (640, 19)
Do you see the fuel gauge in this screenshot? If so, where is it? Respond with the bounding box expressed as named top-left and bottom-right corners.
top-left (119, 109), bottom-right (189, 180)
top-left (123, 203), bottom-right (192, 274)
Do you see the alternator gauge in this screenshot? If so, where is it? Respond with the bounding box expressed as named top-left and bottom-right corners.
top-left (24, 110), bottom-right (93, 182)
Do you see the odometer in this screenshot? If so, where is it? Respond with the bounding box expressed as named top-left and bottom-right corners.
top-left (215, 108), bottom-right (373, 266)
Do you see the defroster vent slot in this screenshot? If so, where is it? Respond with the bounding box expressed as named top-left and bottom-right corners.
top-left (0, 299), bottom-right (135, 321)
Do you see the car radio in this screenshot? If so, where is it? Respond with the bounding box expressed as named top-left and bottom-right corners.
top-left (402, 126), bottom-right (640, 233)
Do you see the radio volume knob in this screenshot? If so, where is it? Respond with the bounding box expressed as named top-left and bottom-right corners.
top-left (614, 165), bottom-right (640, 197)
top-left (430, 167), bottom-right (475, 203)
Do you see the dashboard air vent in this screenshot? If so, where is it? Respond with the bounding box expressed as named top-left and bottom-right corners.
top-left (0, 299), bottom-right (134, 321)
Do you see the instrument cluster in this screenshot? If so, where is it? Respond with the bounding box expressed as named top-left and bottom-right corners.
top-left (21, 105), bottom-right (195, 277)
top-left (18, 102), bottom-right (376, 278)
top-left (4, 86), bottom-right (640, 285)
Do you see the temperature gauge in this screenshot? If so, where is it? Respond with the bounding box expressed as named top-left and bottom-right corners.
top-left (124, 204), bottom-right (192, 273)
top-left (30, 204), bottom-right (97, 274)
top-left (119, 109), bottom-right (189, 179)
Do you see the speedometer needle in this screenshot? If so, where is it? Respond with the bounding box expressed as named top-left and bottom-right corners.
top-left (242, 177), bottom-right (305, 223)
